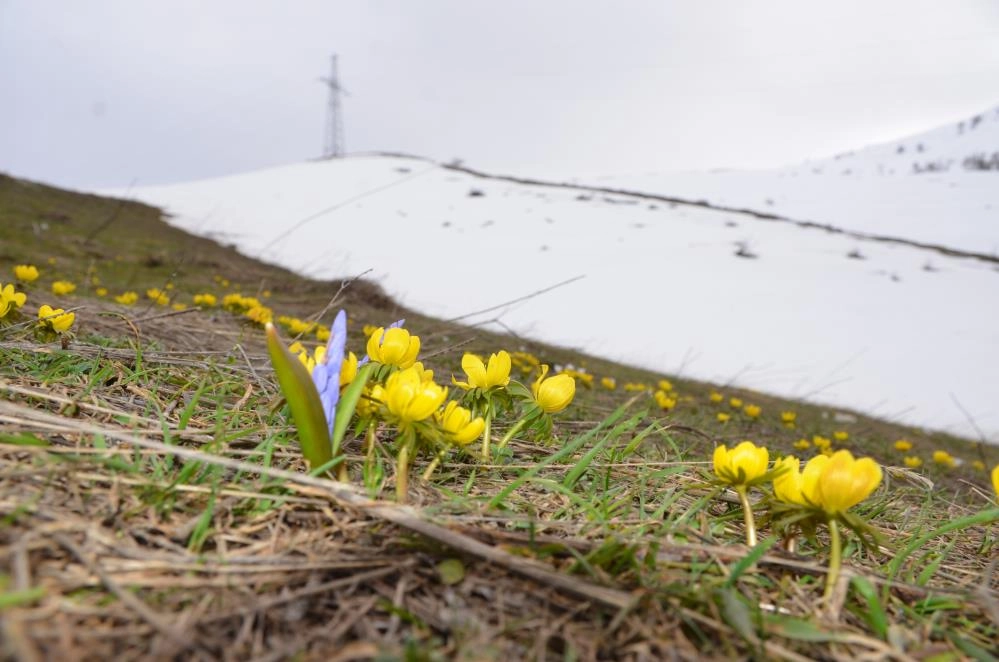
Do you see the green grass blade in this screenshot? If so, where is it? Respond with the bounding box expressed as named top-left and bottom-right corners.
top-left (562, 413), bottom-right (644, 489)
top-left (883, 507), bottom-right (999, 602)
top-left (487, 401), bottom-right (630, 509)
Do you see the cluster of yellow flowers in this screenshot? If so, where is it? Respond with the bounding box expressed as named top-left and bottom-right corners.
top-left (1, 266), bottom-right (75, 334)
top-left (278, 315), bottom-right (320, 337)
top-left (193, 293), bottom-right (217, 307)
top-left (220, 293), bottom-right (274, 325)
top-left (510, 351), bottom-right (541, 376)
top-left (713, 440), bottom-right (886, 601)
top-left (146, 287), bottom-right (170, 306)
top-left (271, 320), bottom-right (577, 501)
top-left (884, 438), bottom-right (984, 473)
top-left (560, 368), bottom-right (594, 389)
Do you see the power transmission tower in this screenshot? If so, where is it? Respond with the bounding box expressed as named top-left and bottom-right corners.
top-left (320, 54), bottom-right (346, 158)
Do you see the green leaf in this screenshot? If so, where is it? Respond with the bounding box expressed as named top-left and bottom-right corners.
top-left (765, 616), bottom-right (848, 642)
top-left (265, 323), bottom-right (332, 475)
top-left (717, 588), bottom-right (757, 644)
top-left (947, 631), bottom-right (998, 662)
top-left (850, 575), bottom-right (887, 640)
top-left (332, 363), bottom-right (373, 454)
top-left (723, 536), bottom-right (777, 588)
top-left (0, 432), bottom-right (48, 447)
top-left (0, 586), bottom-right (46, 610)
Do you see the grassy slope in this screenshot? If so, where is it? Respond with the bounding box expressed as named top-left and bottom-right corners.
top-left (0, 172), bottom-right (996, 660)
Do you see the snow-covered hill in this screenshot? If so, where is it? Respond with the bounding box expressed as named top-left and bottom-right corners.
top-left (107, 151), bottom-right (999, 443)
top-left (571, 107), bottom-right (999, 256)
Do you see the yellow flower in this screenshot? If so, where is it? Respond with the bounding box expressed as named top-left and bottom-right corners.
top-left (37, 304), bottom-right (75, 332)
top-left (222, 293), bottom-right (260, 312)
top-left (600, 376), bottom-right (617, 390)
top-left (367, 327), bottom-right (420, 368)
top-left (245, 305), bottom-right (273, 325)
top-left (532, 364), bottom-right (575, 414)
top-left (992, 464), bottom-right (999, 498)
top-left (95, 287), bottom-right (108, 297)
top-left (970, 460), bottom-right (985, 472)
top-left (171, 302), bottom-right (187, 311)
top-left (654, 390), bottom-right (676, 410)
top-left (193, 293), bottom-right (217, 307)
top-left (773, 456), bottom-right (809, 506)
top-left (812, 435), bottom-right (831, 450)
top-left (316, 325), bottom-right (330, 342)
top-left (114, 291), bottom-right (138, 305)
top-left (435, 401), bottom-right (485, 445)
top-left (563, 369), bottom-right (594, 388)
top-left (452, 351), bottom-right (511, 390)
top-left (729, 397), bottom-right (743, 409)
top-left (793, 438), bottom-right (811, 451)
top-left (802, 450), bottom-right (882, 515)
top-left (932, 450), bottom-right (956, 468)
top-left (713, 441), bottom-right (769, 486)
top-left (340, 351), bottom-right (358, 387)
top-left (383, 364), bottom-right (448, 424)
top-left (903, 456), bottom-right (923, 468)
top-left (13, 265), bottom-right (39, 283)
top-left (781, 411), bottom-right (797, 424)
top-left (743, 404), bottom-right (761, 419)
top-left (146, 288), bottom-right (169, 305)
top-left (658, 379), bottom-right (674, 392)
top-left (52, 280), bottom-right (76, 296)
top-left (362, 324), bottom-right (379, 337)
top-left (709, 391), bottom-right (724, 403)
top-left (1, 283), bottom-right (28, 313)
top-left (281, 317), bottom-right (315, 336)
top-left (716, 412), bottom-right (731, 423)
top-left (833, 431), bottom-right (849, 442)
top-left (894, 439), bottom-right (913, 452)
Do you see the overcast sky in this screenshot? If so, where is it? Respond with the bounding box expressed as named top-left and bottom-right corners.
top-left (3, 0), bottom-right (999, 189)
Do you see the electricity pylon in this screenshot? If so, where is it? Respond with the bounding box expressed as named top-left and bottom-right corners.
top-left (320, 54), bottom-right (346, 158)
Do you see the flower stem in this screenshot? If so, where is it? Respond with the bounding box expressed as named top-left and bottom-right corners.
top-left (824, 518), bottom-right (842, 603)
top-left (364, 423), bottom-right (376, 455)
top-left (421, 450), bottom-right (445, 481)
top-left (481, 404), bottom-right (493, 461)
top-left (395, 428), bottom-right (415, 503)
top-left (496, 417), bottom-right (529, 452)
top-left (736, 486), bottom-right (757, 547)
top-left (396, 443), bottom-right (410, 503)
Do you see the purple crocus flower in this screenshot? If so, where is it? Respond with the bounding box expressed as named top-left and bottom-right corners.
top-left (311, 309), bottom-right (347, 435)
